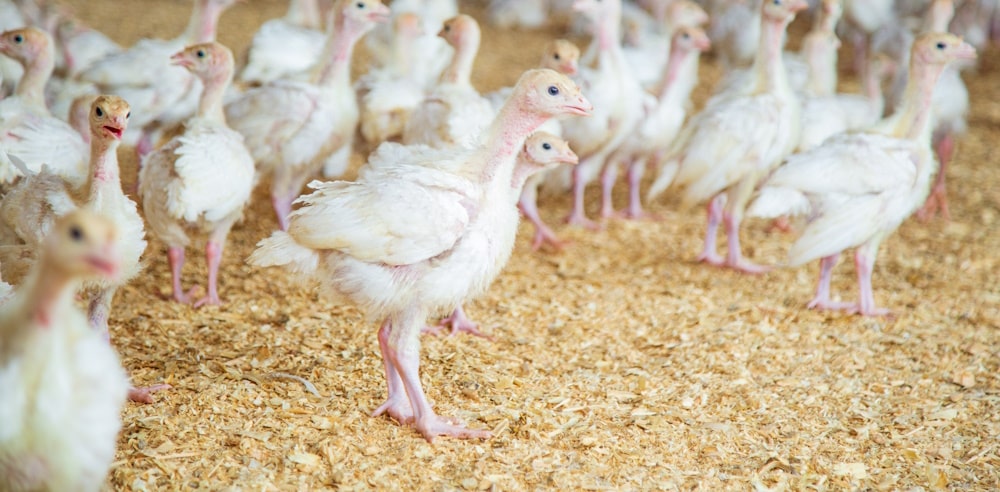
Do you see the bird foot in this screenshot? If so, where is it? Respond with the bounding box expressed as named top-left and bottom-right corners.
top-left (807, 297), bottom-right (856, 311)
top-left (724, 258), bottom-right (772, 274)
top-left (696, 251), bottom-right (725, 266)
top-left (531, 229), bottom-right (569, 252)
top-left (915, 184), bottom-right (950, 222)
top-left (615, 208), bottom-right (660, 221)
top-left (128, 384), bottom-right (171, 404)
top-left (766, 216), bottom-right (794, 234)
top-left (169, 286), bottom-right (201, 304)
top-left (413, 414), bottom-right (492, 443)
top-left (564, 212), bottom-right (602, 231)
top-left (425, 313), bottom-right (494, 340)
top-left (193, 293), bottom-right (222, 308)
top-left (372, 396), bottom-right (415, 425)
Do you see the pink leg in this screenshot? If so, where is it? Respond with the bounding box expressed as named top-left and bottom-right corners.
top-left (167, 246), bottom-right (194, 304)
top-left (807, 255), bottom-right (855, 311)
top-left (853, 246), bottom-right (890, 316)
top-left (272, 194), bottom-right (294, 231)
top-left (618, 160), bottom-right (657, 220)
top-left (767, 216), bottom-right (794, 233)
top-left (193, 241), bottom-right (223, 308)
top-left (851, 32), bottom-right (869, 76)
top-left (599, 162), bottom-right (618, 219)
top-left (697, 195), bottom-right (725, 265)
top-left (372, 320), bottom-right (414, 424)
top-left (917, 133), bottom-right (954, 221)
top-left (723, 208), bottom-right (770, 274)
top-left (564, 164), bottom-right (601, 230)
top-left (87, 288), bottom-right (113, 334)
top-left (424, 305), bottom-right (494, 340)
top-left (518, 193), bottom-right (568, 252)
top-left (376, 314), bottom-right (491, 442)
top-left (128, 384), bottom-right (172, 404)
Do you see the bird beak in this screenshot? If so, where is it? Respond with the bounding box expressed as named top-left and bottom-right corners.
top-left (695, 35), bottom-right (711, 52)
top-left (562, 60), bottom-right (578, 76)
top-left (170, 52), bottom-right (193, 69)
top-left (563, 94), bottom-right (593, 117)
top-left (368, 3), bottom-right (391, 22)
top-left (85, 254), bottom-right (119, 279)
top-left (559, 149), bottom-right (579, 165)
top-left (955, 41), bottom-right (978, 60)
top-left (789, 0), bottom-right (809, 13)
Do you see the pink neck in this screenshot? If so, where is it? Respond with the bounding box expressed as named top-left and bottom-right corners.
top-left (16, 48), bottom-right (54, 109)
top-left (86, 137), bottom-right (121, 193)
top-left (183, 1), bottom-right (223, 43)
top-left (315, 15), bottom-right (363, 86)
top-left (892, 61), bottom-right (943, 141)
top-left (652, 45), bottom-right (691, 98)
top-left (198, 71), bottom-right (231, 123)
top-left (440, 35), bottom-right (479, 86)
top-left (596, 11), bottom-right (621, 52)
top-left (482, 104), bottom-right (549, 184)
top-left (25, 265), bottom-right (73, 329)
top-left (753, 16), bottom-right (791, 93)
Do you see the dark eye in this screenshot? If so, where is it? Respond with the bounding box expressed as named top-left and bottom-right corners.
top-left (682, 33), bottom-right (690, 39)
top-left (936, 42), bottom-right (946, 50)
top-left (773, 0), bottom-right (780, 4)
top-left (542, 143), bottom-right (552, 150)
top-left (196, 49), bottom-right (206, 58)
top-left (356, 2), bottom-right (364, 7)
top-left (554, 53), bottom-right (560, 60)
top-left (69, 226), bottom-right (83, 242)
top-left (95, 107), bottom-right (103, 117)
top-left (547, 86), bottom-right (559, 96)
top-left (13, 34), bottom-right (23, 43)
top-left (126, 111), bottom-right (131, 119)
top-left (444, 24), bottom-right (451, 32)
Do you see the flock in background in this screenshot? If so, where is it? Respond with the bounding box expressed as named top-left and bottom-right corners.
top-left (0, 0), bottom-right (995, 488)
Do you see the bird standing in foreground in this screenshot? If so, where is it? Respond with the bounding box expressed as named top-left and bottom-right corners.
top-left (140, 43), bottom-right (255, 307)
top-left (648, 0), bottom-right (808, 273)
top-left (249, 69), bottom-right (591, 441)
top-left (747, 33), bottom-right (977, 315)
top-left (0, 210), bottom-right (129, 492)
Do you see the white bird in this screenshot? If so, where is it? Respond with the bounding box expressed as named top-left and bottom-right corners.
top-left (226, 0), bottom-right (390, 231)
top-left (708, 0), bottom-right (761, 69)
top-left (839, 0), bottom-right (894, 74)
top-left (140, 43), bottom-right (254, 308)
top-left (599, 26), bottom-right (710, 220)
top-left (488, 0), bottom-right (550, 29)
top-left (248, 69), bottom-right (592, 442)
top-left (0, 210), bottom-right (129, 492)
top-left (621, 0), bottom-right (709, 90)
top-left (0, 28), bottom-right (88, 188)
top-left (403, 15), bottom-right (495, 149)
top-left (0, 0), bottom-right (26, 96)
top-left (561, 0), bottom-right (646, 229)
top-left (364, 0), bottom-right (454, 91)
top-left (239, 0), bottom-right (326, 86)
top-left (747, 33), bottom-right (976, 315)
top-left (648, 0), bottom-right (808, 273)
top-left (357, 12), bottom-right (427, 147)
top-left (77, 0), bottom-right (239, 153)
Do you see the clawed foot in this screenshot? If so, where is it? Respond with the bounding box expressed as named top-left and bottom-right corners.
top-left (169, 286), bottom-right (199, 304)
top-left (128, 384), bottom-right (171, 404)
top-left (531, 229), bottom-right (569, 252)
top-left (615, 208), bottom-right (660, 221)
top-left (372, 396), bottom-right (415, 425)
top-left (564, 212), bottom-right (602, 231)
top-left (808, 298), bottom-right (892, 317)
top-left (766, 216), bottom-right (794, 233)
top-left (424, 314), bottom-right (494, 340)
top-left (916, 185), bottom-right (950, 221)
top-left (725, 258), bottom-right (772, 274)
top-left (696, 251), bottom-right (724, 266)
top-left (193, 293), bottom-right (222, 308)
top-left (413, 414), bottom-right (492, 443)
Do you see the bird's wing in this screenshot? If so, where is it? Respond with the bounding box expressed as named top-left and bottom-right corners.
top-left (224, 82), bottom-right (321, 163)
top-left (78, 38), bottom-right (181, 87)
top-left (0, 114), bottom-right (88, 188)
top-left (240, 20), bottom-right (325, 84)
top-left (287, 168), bottom-right (477, 266)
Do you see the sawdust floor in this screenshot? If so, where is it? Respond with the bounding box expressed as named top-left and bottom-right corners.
top-left (54, 0), bottom-right (1000, 489)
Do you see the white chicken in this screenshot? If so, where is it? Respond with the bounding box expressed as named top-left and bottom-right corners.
top-left (0, 210), bottom-right (129, 492)
top-left (599, 26), bottom-right (710, 220)
top-left (239, 0), bottom-right (325, 86)
top-left (709, 0), bottom-right (761, 69)
top-left (621, 0), bottom-right (709, 90)
top-left (248, 69), bottom-right (591, 442)
top-left (747, 33), bottom-right (976, 315)
top-left (0, 0), bottom-right (25, 96)
top-left (364, 0), bottom-right (454, 91)
top-left (648, 0), bottom-right (808, 273)
top-left (140, 43), bottom-right (254, 307)
top-left (357, 12), bottom-right (426, 147)
top-left (562, 0), bottom-right (646, 229)
top-left (0, 28), bottom-right (88, 188)
top-left (488, 0), bottom-right (550, 29)
top-left (225, 0), bottom-right (390, 231)
top-left (77, 0), bottom-right (239, 153)
top-left (403, 15), bottom-right (495, 149)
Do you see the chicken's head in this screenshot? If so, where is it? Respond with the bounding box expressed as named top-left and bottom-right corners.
top-left (0, 28), bottom-right (51, 65)
top-left (512, 68), bottom-right (593, 119)
top-left (170, 42), bottom-right (234, 83)
top-left (438, 15), bottom-right (479, 49)
top-left (540, 39), bottom-right (580, 76)
top-left (762, 0), bottom-right (809, 22)
top-left (89, 95), bottom-right (130, 142)
top-left (674, 26), bottom-right (711, 53)
top-left (523, 132), bottom-right (578, 168)
top-left (45, 210), bottom-right (121, 281)
top-left (912, 32), bottom-right (977, 67)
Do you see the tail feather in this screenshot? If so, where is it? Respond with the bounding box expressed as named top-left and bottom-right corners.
top-left (747, 187), bottom-right (812, 219)
top-left (247, 231), bottom-right (320, 278)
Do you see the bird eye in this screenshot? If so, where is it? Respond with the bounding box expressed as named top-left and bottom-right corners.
top-left (444, 24), bottom-right (451, 32)
top-left (69, 226), bottom-right (83, 242)
top-left (356, 2), bottom-right (364, 8)
top-left (126, 111), bottom-right (131, 119)
top-left (196, 49), bottom-right (206, 58)
top-left (935, 42), bottom-right (946, 50)
top-left (13, 34), bottom-right (23, 43)
top-left (95, 107), bottom-right (103, 117)
top-left (554, 53), bottom-right (560, 60)
top-left (547, 86), bottom-right (559, 96)
top-left (773, 0), bottom-right (780, 4)
top-left (682, 33), bottom-right (690, 39)
top-left (542, 143), bottom-right (552, 150)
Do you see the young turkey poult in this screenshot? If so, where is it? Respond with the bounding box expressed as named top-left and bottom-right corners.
top-left (747, 33), bottom-right (977, 315)
top-left (249, 69), bottom-right (591, 441)
top-left (140, 43), bottom-right (254, 307)
top-left (239, 0), bottom-right (325, 86)
top-left (0, 210), bottom-right (129, 492)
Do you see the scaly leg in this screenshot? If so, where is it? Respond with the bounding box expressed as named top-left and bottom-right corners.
top-left (722, 179), bottom-right (770, 273)
top-left (193, 241), bottom-right (223, 307)
top-left (372, 319), bottom-right (414, 424)
top-left (167, 246), bottom-right (194, 304)
top-left (618, 159), bottom-right (657, 220)
top-left (424, 305), bottom-right (494, 340)
top-left (272, 194), bottom-right (294, 231)
top-left (697, 195), bottom-right (725, 265)
top-left (853, 243), bottom-right (891, 316)
top-left (599, 160), bottom-right (619, 219)
top-left (127, 384), bottom-right (172, 404)
top-left (565, 164), bottom-right (601, 230)
top-left (518, 188), bottom-right (567, 251)
top-left (807, 254), bottom-right (855, 310)
top-left (917, 132), bottom-right (955, 221)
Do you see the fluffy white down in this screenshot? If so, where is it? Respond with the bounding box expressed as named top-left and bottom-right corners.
top-left (749, 133), bottom-right (929, 265)
top-left (140, 118), bottom-right (255, 247)
top-left (0, 289), bottom-right (128, 492)
top-left (798, 94), bottom-right (881, 151)
top-left (81, 186), bottom-right (147, 290)
top-left (239, 19), bottom-right (325, 85)
top-left (358, 76), bottom-right (425, 144)
top-left (403, 84), bottom-right (496, 149)
top-left (0, 99), bottom-right (88, 187)
top-left (0, 169), bottom-right (77, 283)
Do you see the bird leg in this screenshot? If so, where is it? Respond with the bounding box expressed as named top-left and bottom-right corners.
top-left (86, 286), bottom-right (115, 335)
top-left (917, 132), bottom-right (955, 221)
top-left (271, 195), bottom-right (294, 231)
top-left (424, 305), bottom-right (494, 339)
top-left (518, 191), bottom-right (567, 252)
top-left (375, 313), bottom-right (491, 442)
top-left (852, 244), bottom-right (890, 316)
top-left (599, 160), bottom-right (619, 219)
top-left (167, 246), bottom-right (198, 303)
top-left (617, 159), bottom-right (657, 220)
top-left (766, 216), bottom-right (794, 233)
top-left (564, 164), bottom-right (601, 230)
top-left (127, 384), bottom-right (172, 404)
top-left (807, 254), bottom-right (855, 311)
top-left (372, 319), bottom-right (415, 424)
top-left (193, 240), bottom-right (224, 308)
top-left (697, 195), bottom-right (725, 265)
top-left (721, 179), bottom-right (770, 274)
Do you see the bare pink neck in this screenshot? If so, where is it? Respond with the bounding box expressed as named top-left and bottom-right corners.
top-left (482, 104), bottom-right (549, 184)
top-left (183, 2), bottom-right (223, 43)
top-left (315, 16), bottom-right (364, 86)
top-left (16, 48), bottom-right (54, 109)
top-left (198, 70), bottom-right (231, 123)
top-left (652, 44), bottom-right (692, 98)
top-left (752, 16), bottom-right (791, 93)
top-left (892, 61), bottom-right (943, 141)
top-left (440, 36), bottom-right (479, 86)
top-left (86, 137), bottom-right (122, 194)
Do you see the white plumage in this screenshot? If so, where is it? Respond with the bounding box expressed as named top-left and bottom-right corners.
top-left (239, 0), bottom-right (325, 86)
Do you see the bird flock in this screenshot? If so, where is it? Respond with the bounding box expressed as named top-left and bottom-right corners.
top-left (0, 0), bottom-right (994, 488)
